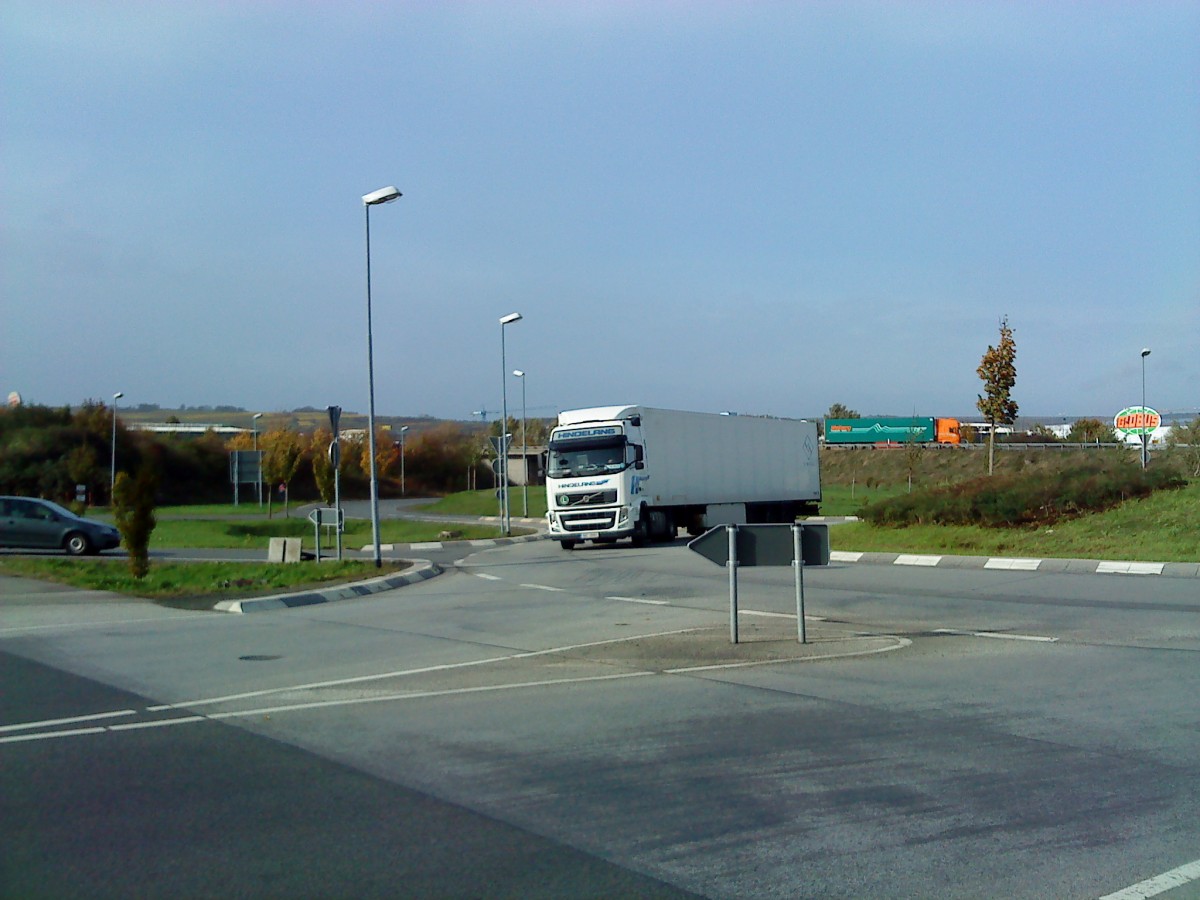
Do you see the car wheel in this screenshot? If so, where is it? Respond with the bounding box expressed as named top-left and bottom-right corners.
top-left (65, 532), bottom-right (93, 556)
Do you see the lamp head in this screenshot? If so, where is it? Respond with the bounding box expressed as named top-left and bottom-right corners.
top-left (113, 391), bottom-right (124, 400)
top-left (362, 186), bottom-right (402, 206)
top-left (500, 312), bottom-right (522, 325)
top-left (513, 369), bottom-right (525, 378)
top-left (1141, 348), bottom-right (1151, 358)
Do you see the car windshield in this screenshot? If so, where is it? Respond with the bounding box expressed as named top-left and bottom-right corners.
top-left (548, 437), bottom-right (628, 477)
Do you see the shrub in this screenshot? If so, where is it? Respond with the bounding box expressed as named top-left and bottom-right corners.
top-left (113, 465), bottom-right (159, 578)
top-left (860, 457), bottom-right (1185, 528)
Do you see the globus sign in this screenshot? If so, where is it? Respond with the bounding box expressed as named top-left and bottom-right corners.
top-left (1114, 406), bottom-right (1160, 436)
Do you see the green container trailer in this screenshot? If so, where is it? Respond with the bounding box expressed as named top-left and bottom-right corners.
top-left (824, 417), bottom-right (944, 445)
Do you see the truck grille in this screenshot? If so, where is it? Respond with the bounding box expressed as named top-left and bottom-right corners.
top-left (556, 490), bottom-right (617, 508)
top-left (559, 511), bottom-right (618, 532)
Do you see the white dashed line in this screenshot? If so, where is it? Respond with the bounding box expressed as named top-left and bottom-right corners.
top-left (522, 584), bottom-right (566, 592)
top-left (608, 596), bottom-right (669, 605)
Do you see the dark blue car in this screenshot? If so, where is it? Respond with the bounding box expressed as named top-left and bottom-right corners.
top-left (0, 496), bottom-right (122, 556)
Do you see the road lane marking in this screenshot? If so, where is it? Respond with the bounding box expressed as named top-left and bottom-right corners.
top-left (107, 716), bottom-right (209, 731)
top-left (666, 636), bottom-right (912, 673)
top-left (206, 672), bottom-right (657, 719)
top-left (408, 542), bottom-right (443, 551)
top-left (0, 726), bottom-right (107, 744)
top-left (0, 709), bottom-right (137, 733)
top-left (521, 583), bottom-right (566, 592)
top-left (934, 629), bottom-right (1058, 643)
top-left (895, 554), bottom-right (942, 567)
top-left (830, 551), bottom-right (863, 562)
top-left (145, 628), bottom-right (704, 712)
top-left (608, 596), bottom-right (669, 605)
top-left (474, 573), bottom-right (503, 581)
top-left (1100, 857), bottom-right (1200, 899)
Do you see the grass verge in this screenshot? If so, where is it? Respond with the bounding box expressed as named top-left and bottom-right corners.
top-left (414, 487), bottom-right (548, 519)
top-left (832, 480), bottom-right (1199, 562)
top-left (0, 558), bottom-right (411, 610)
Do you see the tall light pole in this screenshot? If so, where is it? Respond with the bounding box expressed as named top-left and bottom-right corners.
top-left (399, 425), bottom-right (410, 495)
top-left (363, 185), bottom-right (402, 567)
top-left (1141, 347), bottom-right (1151, 469)
top-left (110, 391), bottom-right (123, 503)
top-left (252, 413), bottom-right (264, 506)
top-left (513, 369), bottom-right (527, 517)
top-left (499, 312), bottom-right (522, 535)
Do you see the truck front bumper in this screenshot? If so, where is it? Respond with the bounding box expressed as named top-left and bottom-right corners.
top-left (547, 506), bottom-right (633, 540)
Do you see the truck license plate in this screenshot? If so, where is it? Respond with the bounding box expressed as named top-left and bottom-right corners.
top-left (582, 532), bottom-right (600, 540)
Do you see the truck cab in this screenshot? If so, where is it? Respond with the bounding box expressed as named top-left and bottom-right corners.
top-left (545, 408), bottom-right (648, 549)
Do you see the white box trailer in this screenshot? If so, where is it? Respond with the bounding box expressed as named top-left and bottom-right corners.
top-left (545, 406), bottom-right (821, 549)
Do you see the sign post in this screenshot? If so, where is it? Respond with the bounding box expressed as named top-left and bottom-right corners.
top-left (327, 405), bottom-right (343, 561)
top-left (689, 523), bottom-right (830, 644)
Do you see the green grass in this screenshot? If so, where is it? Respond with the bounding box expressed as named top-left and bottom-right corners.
top-left (832, 479), bottom-right (1200, 562)
top-left (0, 557), bottom-right (411, 610)
top-left (147, 516), bottom-right (510, 549)
top-left (415, 487), bottom-right (547, 519)
top-left (816, 483), bottom-right (909, 517)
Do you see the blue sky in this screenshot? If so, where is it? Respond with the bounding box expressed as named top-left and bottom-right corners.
top-left (3, 2), bottom-right (1197, 422)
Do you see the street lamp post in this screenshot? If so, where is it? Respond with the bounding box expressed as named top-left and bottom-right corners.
top-left (362, 185), bottom-right (402, 567)
top-left (110, 391), bottom-right (123, 503)
top-left (1141, 347), bottom-right (1151, 470)
top-left (252, 412), bottom-right (264, 507)
top-left (399, 425), bottom-right (410, 495)
top-left (499, 312), bottom-right (522, 535)
top-left (513, 369), bottom-right (527, 517)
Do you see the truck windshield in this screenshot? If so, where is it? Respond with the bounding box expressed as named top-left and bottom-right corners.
top-left (547, 436), bottom-right (628, 477)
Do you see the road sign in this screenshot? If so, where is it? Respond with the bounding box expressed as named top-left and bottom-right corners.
top-left (327, 405), bottom-right (342, 432)
top-left (308, 507), bottom-right (343, 527)
top-left (688, 523), bottom-right (830, 645)
top-left (688, 523), bottom-right (829, 567)
top-left (329, 441), bottom-right (341, 468)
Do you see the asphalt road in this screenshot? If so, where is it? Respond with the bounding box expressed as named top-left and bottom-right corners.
top-left (3, 540), bottom-right (1199, 898)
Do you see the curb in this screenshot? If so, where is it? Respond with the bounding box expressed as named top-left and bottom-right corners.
top-left (829, 550), bottom-right (1200, 579)
top-left (212, 528), bottom-right (546, 614)
top-left (214, 560), bottom-right (443, 614)
top-left (358, 528), bottom-right (544, 554)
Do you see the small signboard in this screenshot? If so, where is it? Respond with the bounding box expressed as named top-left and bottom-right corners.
top-left (688, 523), bottom-right (829, 568)
top-left (687, 523), bottom-right (830, 645)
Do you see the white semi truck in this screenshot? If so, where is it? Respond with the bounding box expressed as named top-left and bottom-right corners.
top-left (545, 406), bottom-right (821, 549)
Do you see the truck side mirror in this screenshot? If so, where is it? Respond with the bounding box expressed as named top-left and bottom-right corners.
top-left (632, 444), bottom-right (645, 469)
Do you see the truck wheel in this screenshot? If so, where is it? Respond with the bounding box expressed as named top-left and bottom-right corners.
top-left (630, 513), bottom-right (649, 547)
top-left (559, 540), bottom-right (577, 551)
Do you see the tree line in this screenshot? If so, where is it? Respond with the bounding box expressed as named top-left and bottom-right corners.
top-left (0, 402), bottom-right (554, 509)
